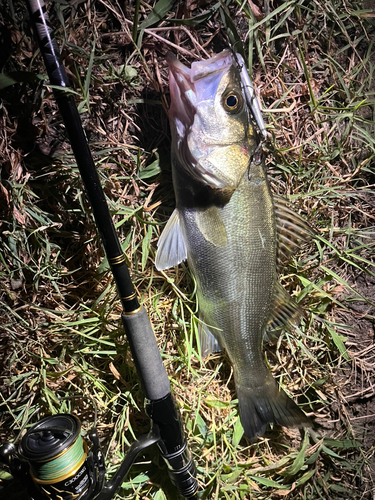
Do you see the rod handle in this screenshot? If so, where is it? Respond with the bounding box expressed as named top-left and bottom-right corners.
top-left (121, 309), bottom-right (170, 401)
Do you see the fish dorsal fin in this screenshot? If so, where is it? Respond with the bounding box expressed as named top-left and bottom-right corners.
top-left (198, 318), bottom-right (222, 356)
top-left (274, 196), bottom-right (314, 266)
top-left (264, 283), bottom-right (303, 341)
top-left (155, 209), bottom-right (187, 270)
top-left (195, 206), bottom-right (227, 247)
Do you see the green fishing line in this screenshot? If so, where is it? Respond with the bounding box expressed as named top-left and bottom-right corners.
top-left (33, 435), bottom-right (86, 482)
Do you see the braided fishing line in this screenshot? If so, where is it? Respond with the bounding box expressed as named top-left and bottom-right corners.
top-left (31, 434), bottom-right (87, 484)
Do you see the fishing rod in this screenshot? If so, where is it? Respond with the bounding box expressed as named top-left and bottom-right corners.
top-left (0, 1), bottom-right (198, 499)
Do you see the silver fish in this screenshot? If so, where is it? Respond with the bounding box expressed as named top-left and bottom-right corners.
top-left (156, 49), bottom-right (311, 439)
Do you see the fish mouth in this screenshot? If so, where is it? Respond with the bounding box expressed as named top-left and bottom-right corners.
top-left (167, 50), bottom-right (233, 133)
top-left (166, 52), bottom-right (196, 134)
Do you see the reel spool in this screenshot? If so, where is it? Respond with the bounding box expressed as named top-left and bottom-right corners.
top-left (19, 414), bottom-right (103, 500)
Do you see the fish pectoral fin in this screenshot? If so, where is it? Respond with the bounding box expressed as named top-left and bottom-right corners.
top-left (198, 318), bottom-right (222, 357)
top-left (274, 196), bottom-right (316, 267)
top-left (195, 206), bottom-right (227, 247)
top-left (155, 209), bottom-right (187, 270)
top-left (265, 283), bottom-right (303, 341)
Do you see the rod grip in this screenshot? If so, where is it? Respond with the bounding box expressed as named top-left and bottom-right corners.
top-left (121, 309), bottom-right (170, 401)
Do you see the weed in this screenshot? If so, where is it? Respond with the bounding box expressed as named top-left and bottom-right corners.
top-left (0, 0), bottom-right (374, 499)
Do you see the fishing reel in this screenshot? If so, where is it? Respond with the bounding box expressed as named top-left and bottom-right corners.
top-left (0, 410), bottom-right (195, 500)
top-left (0, 414), bottom-right (104, 500)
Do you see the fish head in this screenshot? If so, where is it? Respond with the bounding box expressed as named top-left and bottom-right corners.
top-left (168, 50), bottom-right (258, 193)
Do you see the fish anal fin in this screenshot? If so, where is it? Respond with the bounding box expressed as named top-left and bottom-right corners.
top-left (265, 283), bottom-right (303, 341)
top-left (274, 196), bottom-right (315, 267)
top-left (155, 209), bottom-right (187, 270)
top-left (198, 319), bottom-right (222, 357)
top-left (195, 206), bottom-right (227, 247)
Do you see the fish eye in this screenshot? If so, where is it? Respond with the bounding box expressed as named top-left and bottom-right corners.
top-left (223, 91), bottom-right (243, 113)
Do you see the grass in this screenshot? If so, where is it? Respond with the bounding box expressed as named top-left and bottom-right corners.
top-left (0, 0), bottom-right (375, 499)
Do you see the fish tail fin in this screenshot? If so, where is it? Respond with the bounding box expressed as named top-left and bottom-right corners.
top-left (236, 379), bottom-right (310, 440)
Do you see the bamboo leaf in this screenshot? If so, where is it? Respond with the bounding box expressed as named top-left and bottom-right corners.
top-left (295, 468), bottom-right (316, 486)
top-left (249, 475), bottom-right (289, 489)
top-left (219, 3), bottom-right (244, 57)
top-left (0, 73), bottom-right (18, 89)
top-left (232, 417), bottom-right (244, 447)
top-left (324, 322), bottom-right (350, 361)
top-left (138, 159), bottom-right (161, 179)
top-left (282, 430), bottom-right (310, 476)
top-left (141, 224), bottom-right (153, 272)
top-left (139, 0), bottom-right (176, 30)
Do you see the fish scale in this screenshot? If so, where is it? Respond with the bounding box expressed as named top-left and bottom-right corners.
top-left (183, 166), bottom-right (275, 360)
top-left (156, 49), bottom-right (311, 439)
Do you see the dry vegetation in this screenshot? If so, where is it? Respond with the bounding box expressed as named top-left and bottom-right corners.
top-left (1, 0), bottom-right (375, 499)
